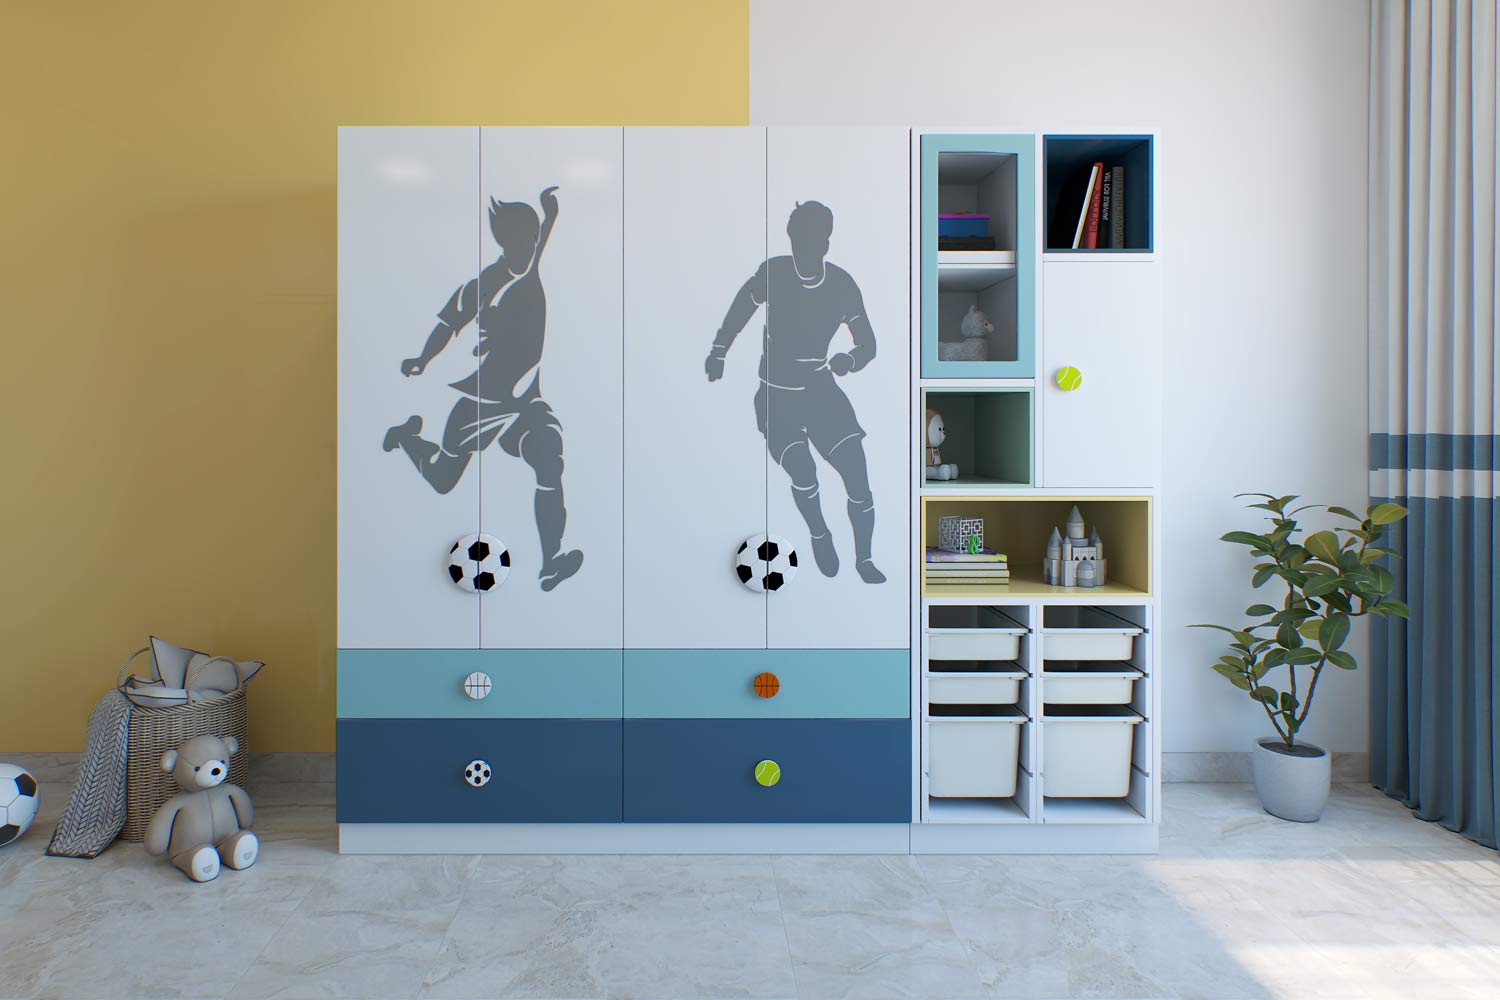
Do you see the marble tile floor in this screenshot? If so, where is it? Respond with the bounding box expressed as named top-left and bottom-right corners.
top-left (0, 780), bottom-right (1496, 1000)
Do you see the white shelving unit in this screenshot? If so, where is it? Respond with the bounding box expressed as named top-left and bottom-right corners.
top-left (909, 129), bottom-right (1161, 855)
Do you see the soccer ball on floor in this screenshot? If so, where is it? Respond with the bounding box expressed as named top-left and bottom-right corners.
top-left (735, 533), bottom-right (799, 593)
top-left (0, 763), bottom-right (39, 848)
top-left (448, 533), bottom-right (511, 593)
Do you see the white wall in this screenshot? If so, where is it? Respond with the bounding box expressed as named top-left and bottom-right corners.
top-left (751, 0), bottom-right (1372, 752)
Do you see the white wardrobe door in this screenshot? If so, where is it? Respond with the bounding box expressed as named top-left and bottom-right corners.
top-left (477, 127), bottom-right (624, 649)
top-left (623, 127), bottom-right (769, 649)
top-left (338, 127), bottom-right (480, 649)
top-left (1041, 259), bottom-right (1163, 489)
top-left (765, 127), bottom-right (911, 650)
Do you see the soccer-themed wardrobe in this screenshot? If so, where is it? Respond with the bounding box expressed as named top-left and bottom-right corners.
top-left (337, 127), bottom-right (912, 845)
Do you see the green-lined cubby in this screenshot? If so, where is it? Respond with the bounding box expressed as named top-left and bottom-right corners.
top-left (921, 388), bottom-right (1034, 489)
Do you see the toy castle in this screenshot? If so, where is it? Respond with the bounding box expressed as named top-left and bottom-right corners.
top-left (1042, 506), bottom-right (1107, 588)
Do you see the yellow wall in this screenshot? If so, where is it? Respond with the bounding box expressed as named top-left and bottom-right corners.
top-left (0, 2), bottom-right (748, 751)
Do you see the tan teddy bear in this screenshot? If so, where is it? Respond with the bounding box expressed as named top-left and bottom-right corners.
top-left (144, 734), bottom-right (257, 882)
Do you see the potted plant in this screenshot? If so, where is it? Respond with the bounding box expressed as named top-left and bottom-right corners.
top-left (1194, 494), bottom-right (1408, 822)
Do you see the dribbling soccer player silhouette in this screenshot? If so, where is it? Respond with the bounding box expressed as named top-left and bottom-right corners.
top-left (382, 186), bottom-right (584, 592)
top-left (706, 201), bottom-right (886, 584)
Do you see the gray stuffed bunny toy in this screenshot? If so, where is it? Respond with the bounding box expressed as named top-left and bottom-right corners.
top-left (144, 734), bottom-right (257, 881)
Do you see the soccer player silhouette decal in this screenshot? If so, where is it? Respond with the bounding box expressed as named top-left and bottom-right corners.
top-left (707, 201), bottom-right (886, 586)
top-left (383, 186), bottom-right (584, 593)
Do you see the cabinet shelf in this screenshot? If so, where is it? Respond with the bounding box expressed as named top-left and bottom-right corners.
top-left (938, 257), bottom-right (1016, 292)
top-left (922, 565), bottom-right (1151, 600)
top-left (921, 496), bottom-right (1152, 597)
top-left (926, 796), bottom-right (1030, 824)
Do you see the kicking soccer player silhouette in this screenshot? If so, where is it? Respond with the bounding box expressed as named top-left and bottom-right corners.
top-left (706, 201), bottom-right (885, 584)
top-left (383, 186), bottom-right (584, 592)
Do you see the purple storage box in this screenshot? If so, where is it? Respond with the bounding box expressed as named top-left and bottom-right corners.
top-left (938, 213), bottom-right (990, 237)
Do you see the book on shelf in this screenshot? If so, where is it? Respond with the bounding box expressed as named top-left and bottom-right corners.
top-left (1052, 161), bottom-right (1128, 250)
top-left (925, 565), bottom-right (1010, 579)
top-left (938, 235), bottom-right (997, 251)
top-left (1081, 160), bottom-right (1104, 249)
top-left (925, 547), bottom-right (1007, 563)
top-left (1071, 162), bottom-right (1100, 249)
top-left (1099, 169), bottom-right (1112, 246)
top-left (1108, 165), bottom-right (1126, 249)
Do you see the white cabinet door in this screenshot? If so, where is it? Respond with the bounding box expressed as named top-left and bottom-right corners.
top-left (338, 127), bottom-right (481, 649)
top-left (764, 127), bottom-right (911, 649)
top-left (477, 128), bottom-right (624, 649)
top-left (623, 128), bottom-right (768, 649)
top-left (1041, 259), bottom-right (1162, 489)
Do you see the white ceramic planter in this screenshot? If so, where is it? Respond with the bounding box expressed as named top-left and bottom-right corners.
top-left (1251, 737), bottom-right (1331, 822)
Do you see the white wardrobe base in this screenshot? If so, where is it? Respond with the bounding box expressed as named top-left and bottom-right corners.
top-left (339, 822), bottom-right (1157, 855)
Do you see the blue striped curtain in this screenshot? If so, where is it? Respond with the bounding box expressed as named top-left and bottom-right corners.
top-left (1369, 0), bottom-right (1499, 849)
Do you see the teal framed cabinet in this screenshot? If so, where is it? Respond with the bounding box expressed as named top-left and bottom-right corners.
top-left (338, 126), bottom-right (1160, 855)
top-left (919, 133), bottom-right (1037, 379)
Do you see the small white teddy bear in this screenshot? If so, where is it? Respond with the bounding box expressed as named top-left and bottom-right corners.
top-left (938, 305), bottom-right (994, 363)
top-left (924, 408), bottom-right (958, 481)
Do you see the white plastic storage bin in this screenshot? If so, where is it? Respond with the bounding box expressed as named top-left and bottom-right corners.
top-left (927, 664), bottom-right (1026, 705)
top-left (1042, 706), bottom-right (1143, 797)
top-left (1042, 606), bottom-right (1143, 661)
top-left (926, 606), bottom-right (1027, 662)
top-left (927, 705), bottom-right (1027, 797)
top-left (1041, 663), bottom-right (1143, 705)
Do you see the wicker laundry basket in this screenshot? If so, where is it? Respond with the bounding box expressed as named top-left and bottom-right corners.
top-left (117, 648), bottom-right (251, 842)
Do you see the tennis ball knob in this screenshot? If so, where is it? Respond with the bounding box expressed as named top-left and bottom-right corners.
top-left (1055, 366), bottom-right (1083, 391)
top-left (754, 759), bottom-right (781, 787)
top-left (752, 672), bottom-right (781, 698)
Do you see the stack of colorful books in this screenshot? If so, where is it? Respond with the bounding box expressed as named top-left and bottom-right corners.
top-left (924, 547), bottom-right (1009, 585)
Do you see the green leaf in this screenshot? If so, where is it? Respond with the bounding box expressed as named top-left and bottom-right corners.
top-left (1285, 715), bottom-right (1302, 734)
top-left (1368, 564), bottom-right (1394, 595)
top-left (1361, 547), bottom-right (1398, 564)
top-left (1298, 619), bottom-right (1323, 642)
top-left (1373, 598), bottom-right (1411, 619)
top-left (1221, 530), bottom-right (1272, 552)
top-left (1245, 603), bottom-right (1276, 618)
top-left (1327, 506), bottom-right (1362, 521)
top-left (1279, 690), bottom-right (1298, 712)
top-left (1264, 647), bottom-right (1287, 668)
top-left (1254, 686), bottom-right (1280, 705)
top-left (1327, 650), bottom-right (1358, 670)
top-left (1323, 592), bottom-right (1353, 614)
top-left (1277, 621), bottom-right (1302, 649)
top-left (1302, 573), bottom-right (1342, 598)
top-left (1252, 564), bottom-right (1277, 588)
top-left (1305, 530), bottom-right (1343, 565)
top-left (1319, 612), bottom-right (1351, 651)
top-left (1369, 502), bottom-right (1408, 525)
top-left (1287, 647), bottom-right (1322, 666)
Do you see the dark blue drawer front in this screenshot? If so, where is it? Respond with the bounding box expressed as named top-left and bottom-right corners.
top-left (337, 719), bottom-right (622, 823)
top-left (624, 719), bottom-right (910, 823)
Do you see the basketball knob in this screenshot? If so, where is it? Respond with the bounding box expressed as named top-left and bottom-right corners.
top-left (462, 671), bottom-right (492, 701)
top-left (463, 759), bottom-right (492, 788)
top-left (1054, 365), bottom-right (1083, 391)
top-left (753, 759), bottom-right (781, 787)
top-left (752, 672), bottom-right (781, 699)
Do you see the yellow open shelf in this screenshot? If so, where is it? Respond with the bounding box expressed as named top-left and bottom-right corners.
top-left (921, 495), bottom-right (1152, 598)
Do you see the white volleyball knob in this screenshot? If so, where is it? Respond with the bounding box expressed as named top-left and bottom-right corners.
top-left (463, 760), bottom-right (492, 787)
top-left (463, 671), bottom-right (492, 700)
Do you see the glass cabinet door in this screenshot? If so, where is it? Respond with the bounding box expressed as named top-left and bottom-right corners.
top-left (920, 133), bottom-right (1036, 378)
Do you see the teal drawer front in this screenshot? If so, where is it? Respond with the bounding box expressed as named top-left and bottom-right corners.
top-left (337, 649), bottom-right (621, 719)
top-left (623, 650), bottom-right (909, 719)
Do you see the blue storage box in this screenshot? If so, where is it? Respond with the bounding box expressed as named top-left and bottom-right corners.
top-left (938, 213), bottom-right (990, 237)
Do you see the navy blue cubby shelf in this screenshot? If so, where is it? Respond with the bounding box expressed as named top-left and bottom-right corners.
top-left (1044, 135), bottom-right (1153, 252)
